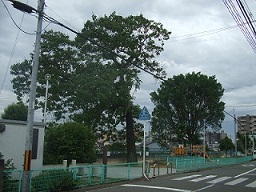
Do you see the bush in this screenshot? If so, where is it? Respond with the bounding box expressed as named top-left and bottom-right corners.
top-left (0, 152), bottom-right (18, 192)
top-left (31, 169), bottom-right (77, 192)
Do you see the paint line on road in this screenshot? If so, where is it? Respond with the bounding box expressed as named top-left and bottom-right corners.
top-left (246, 180), bottom-right (256, 188)
top-left (225, 178), bottom-right (248, 185)
top-left (234, 168), bottom-right (256, 178)
top-left (190, 175), bottom-right (216, 182)
top-left (207, 176), bottom-right (231, 184)
top-left (172, 174), bottom-right (201, 181)
top-left (194, 184), bottom-right (214, 192)
top-left (122, 184), bottom-right (192, 192)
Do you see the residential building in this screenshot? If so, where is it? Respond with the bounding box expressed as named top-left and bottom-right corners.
top-left (237, 114), bottom-right (256, 134)
top-left (205, 130), bottom-right (227, 151)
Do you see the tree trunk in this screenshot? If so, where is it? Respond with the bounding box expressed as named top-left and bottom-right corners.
top-left (126, 110), bottom-right (137, 162)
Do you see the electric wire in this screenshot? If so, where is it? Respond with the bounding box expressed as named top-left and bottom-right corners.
top-left (4, 1), bottom-right (256, 128)
top-left (0, 0), bottom-right (33, 96)
top-left (236, 0), bottom-right (256, 39)
top-left (224, 110), bottom-right (247, 131)
top-left (44, 3), bottom-right (80, 33)
top-left (1, 0), bottom-right (36, 35)
top-left (242, 0), bottom-right (255, 21)
top-left (222, 0), bottom-right (256, 53)
top-left (170, 24), bottom-right (238, 42)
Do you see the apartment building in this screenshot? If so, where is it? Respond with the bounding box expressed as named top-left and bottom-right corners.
top-left (237, 114), bottom-right (256, 134)
top-left (205, 130), bottom-right (227, 151)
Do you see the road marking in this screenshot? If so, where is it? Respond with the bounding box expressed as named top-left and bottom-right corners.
top-left (246, 180), bottom-right (256, 188)
top-left (235, 168), bottom-right (256, 178)
top-left (190, 175), bottom-right (217, 182)
top-left (225, 178), bottom-right (248, 185)
top-left (207, 176), bottom-right (231, 184)
top-left (172, 174), bottom-right (201, 181)
top-left (122, 184), bottom-right (192, 192)
top-left (242, 164), bottom-right (255, 167)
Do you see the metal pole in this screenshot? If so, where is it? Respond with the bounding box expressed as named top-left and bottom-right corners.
top-left (245, 133), bottom-right (247, 156)
top-left (234, 109), bottom-right (237, 156)
top-left (22, 0), bottom-right (45, 191)
top-left (43, 74), bottom-right (50, 125)
top-left (203, 120), bottom-right (206, 162)
top-left (143, 120), bottom-right (146, 175)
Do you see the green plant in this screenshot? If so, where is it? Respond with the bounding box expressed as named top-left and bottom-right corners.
top-left (0, 152), bottom-right (17, 192)
top-left (31, 169), bottom-right (77, 192)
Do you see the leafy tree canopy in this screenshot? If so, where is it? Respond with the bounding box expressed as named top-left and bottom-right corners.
top-left (236, 132), bottom-right (252, 154)
top-left (150, 72), bottom-right (225, 147)
top-left (10, 12), bottom-right (171, 162)
top-left (43, 122), bottom-right (97, 165)
top-left (219, 136), bottom-right (234, 155)
top-left (1, 102), bottom-right (28, 121)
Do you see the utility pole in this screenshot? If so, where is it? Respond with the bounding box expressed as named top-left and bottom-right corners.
top-left (233, 108), bottom-right (237, 156)
top-left (21, 0), bottom-right (45, 191)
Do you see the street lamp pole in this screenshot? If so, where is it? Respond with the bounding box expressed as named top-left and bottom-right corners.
top-left (21, 0), bottom-right (45, 191)
top-left (43, 74), bottom-right (50, 125)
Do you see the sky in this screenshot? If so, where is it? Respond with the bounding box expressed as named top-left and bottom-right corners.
top-left (1, 0), bottom-right (256, 140)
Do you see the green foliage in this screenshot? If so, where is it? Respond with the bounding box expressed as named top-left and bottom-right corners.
top-left (1, 102), bottom-right (28, 121)
top-left (10, 13), bottom-right (171, 163)
top-left (31, 169), bottom-right (77, 192)
top-left (0, 152), bottom-right (17, 192)
top-left (219, 136), bottom-right (234, 155)
top-left (10, 30), bottom-right (77, 119)
top-left (109, 142), bottom-right (126, 154)
top-left (150, 72), bottom-right (225, 147)
top-left (43, 122), bottom-right (97, 165)
top-left (236, 132), bottom-right (252, 154)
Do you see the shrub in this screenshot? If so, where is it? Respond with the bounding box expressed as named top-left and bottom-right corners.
top-left (31, 169), bottom-right (77, 192)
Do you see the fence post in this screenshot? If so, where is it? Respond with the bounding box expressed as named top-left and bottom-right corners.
top-left (88, 165), bottom-right (92, 185)
top-left (152, 164), bottom-right (156, 178)
top-left (0, 159), bottom-right (4, 192)
top-left (63, 160), bottom-right (67, 168)
top-left (128, 162), bottom-right (131, 180)
top-left (157, 163), bottom-right (160, 175)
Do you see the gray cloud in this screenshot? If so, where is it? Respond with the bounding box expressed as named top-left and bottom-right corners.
top-left (1, 0), bottom-right (256, 138)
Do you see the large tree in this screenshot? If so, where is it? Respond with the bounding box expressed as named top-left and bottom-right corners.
top-left (150, 72), bottom-right (225, 147)
top-left (75, 12), bottom-right (171, 162)
top-left (10, 13), bottom-right (171, 162)
top-left (1, 102), bottom-right (28, 121)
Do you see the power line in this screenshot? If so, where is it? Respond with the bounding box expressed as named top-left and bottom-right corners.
top-left (1, 0), bottom-right (36, 35)
top-left (0, 0), bottom-right (33, 96)
top-left (226, 104), bottom-right (256, 108)
top-left (170, 24), bottom-right (237, 42)
top-left (222, 0), bottom-right (256, 53)
top-left (44, 3), bottom-right (80, 33)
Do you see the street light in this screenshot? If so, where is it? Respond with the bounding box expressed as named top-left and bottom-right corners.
top-left (43, 74), bottom-right (50, 125)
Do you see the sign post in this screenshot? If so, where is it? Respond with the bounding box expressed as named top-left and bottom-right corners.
top-left (139, 106), bottom-right (151, 180)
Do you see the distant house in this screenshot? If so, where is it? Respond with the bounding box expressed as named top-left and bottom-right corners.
top-left (0, 119), bottom-right (45, 170)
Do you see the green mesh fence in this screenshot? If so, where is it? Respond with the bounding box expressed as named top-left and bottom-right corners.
top-left (2, 169), bottom-right (22, 192)
top-left (170, 155), bottom-right (254, 172)
top-left (2, 157), bottom-right (253, 191)
top-left (2, 162), bottom-right (149, 192)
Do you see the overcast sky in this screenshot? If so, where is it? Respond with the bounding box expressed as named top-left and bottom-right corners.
top-left (1, 0), bottom-right (256, 139)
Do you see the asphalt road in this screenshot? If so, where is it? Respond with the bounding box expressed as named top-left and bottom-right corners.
top-left (86, 160), bottom-right (256, 192)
